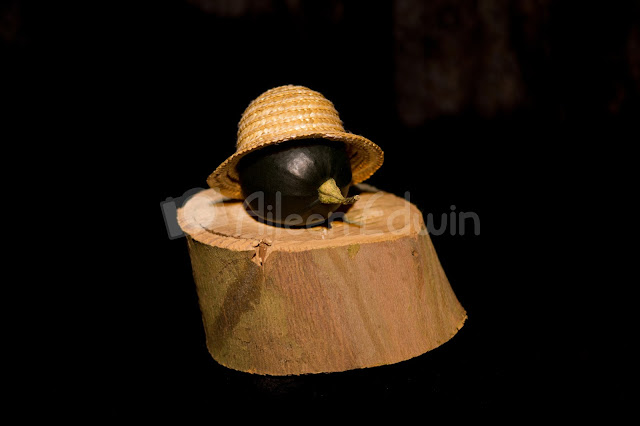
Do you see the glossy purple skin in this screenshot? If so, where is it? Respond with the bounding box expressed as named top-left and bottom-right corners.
top-left (238, 139), bottom-right (352, 227)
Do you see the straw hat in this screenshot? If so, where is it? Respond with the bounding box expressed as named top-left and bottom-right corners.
top-left (206, 85), bottom-right (384, 199)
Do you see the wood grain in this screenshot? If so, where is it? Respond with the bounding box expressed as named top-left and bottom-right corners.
top-left (178, 185), bottom-right (466, 375)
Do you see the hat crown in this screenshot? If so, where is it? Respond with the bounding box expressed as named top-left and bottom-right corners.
top-left (236, 85), bottom-right (346, 151)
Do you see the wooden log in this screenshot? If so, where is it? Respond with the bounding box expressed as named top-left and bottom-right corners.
top-left (177, 185), bottom-right (466, 375)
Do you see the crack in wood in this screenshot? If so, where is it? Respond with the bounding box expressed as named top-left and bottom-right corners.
top-left (251, 239), bottom-right (272, 266)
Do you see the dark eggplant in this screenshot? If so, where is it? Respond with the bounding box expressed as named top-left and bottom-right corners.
top-left (237, 139), bottom-right (358, 227)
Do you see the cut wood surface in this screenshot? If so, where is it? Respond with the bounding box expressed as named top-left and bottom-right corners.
top-left (177, 185), bottom-right (466, 375)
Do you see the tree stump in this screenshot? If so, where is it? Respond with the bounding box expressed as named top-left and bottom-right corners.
top-left (177, 185), bottom-right (466, 375)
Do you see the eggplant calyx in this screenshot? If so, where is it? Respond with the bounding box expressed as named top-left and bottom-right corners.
top-left (318, 178), bottom-right (359, 205)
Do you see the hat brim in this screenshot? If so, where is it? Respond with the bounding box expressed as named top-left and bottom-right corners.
top-left (206, 132), bottom-right (384, 199)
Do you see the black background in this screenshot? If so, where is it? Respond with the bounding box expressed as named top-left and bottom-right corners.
top-left (4, 0), bottom-right (636, 416)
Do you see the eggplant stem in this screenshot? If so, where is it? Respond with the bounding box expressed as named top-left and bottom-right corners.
top-left (318, 178), bottom-right (359, 205)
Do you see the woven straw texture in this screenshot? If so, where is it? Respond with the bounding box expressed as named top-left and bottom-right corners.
top-left (207, 85), bottom-right (384, 199)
